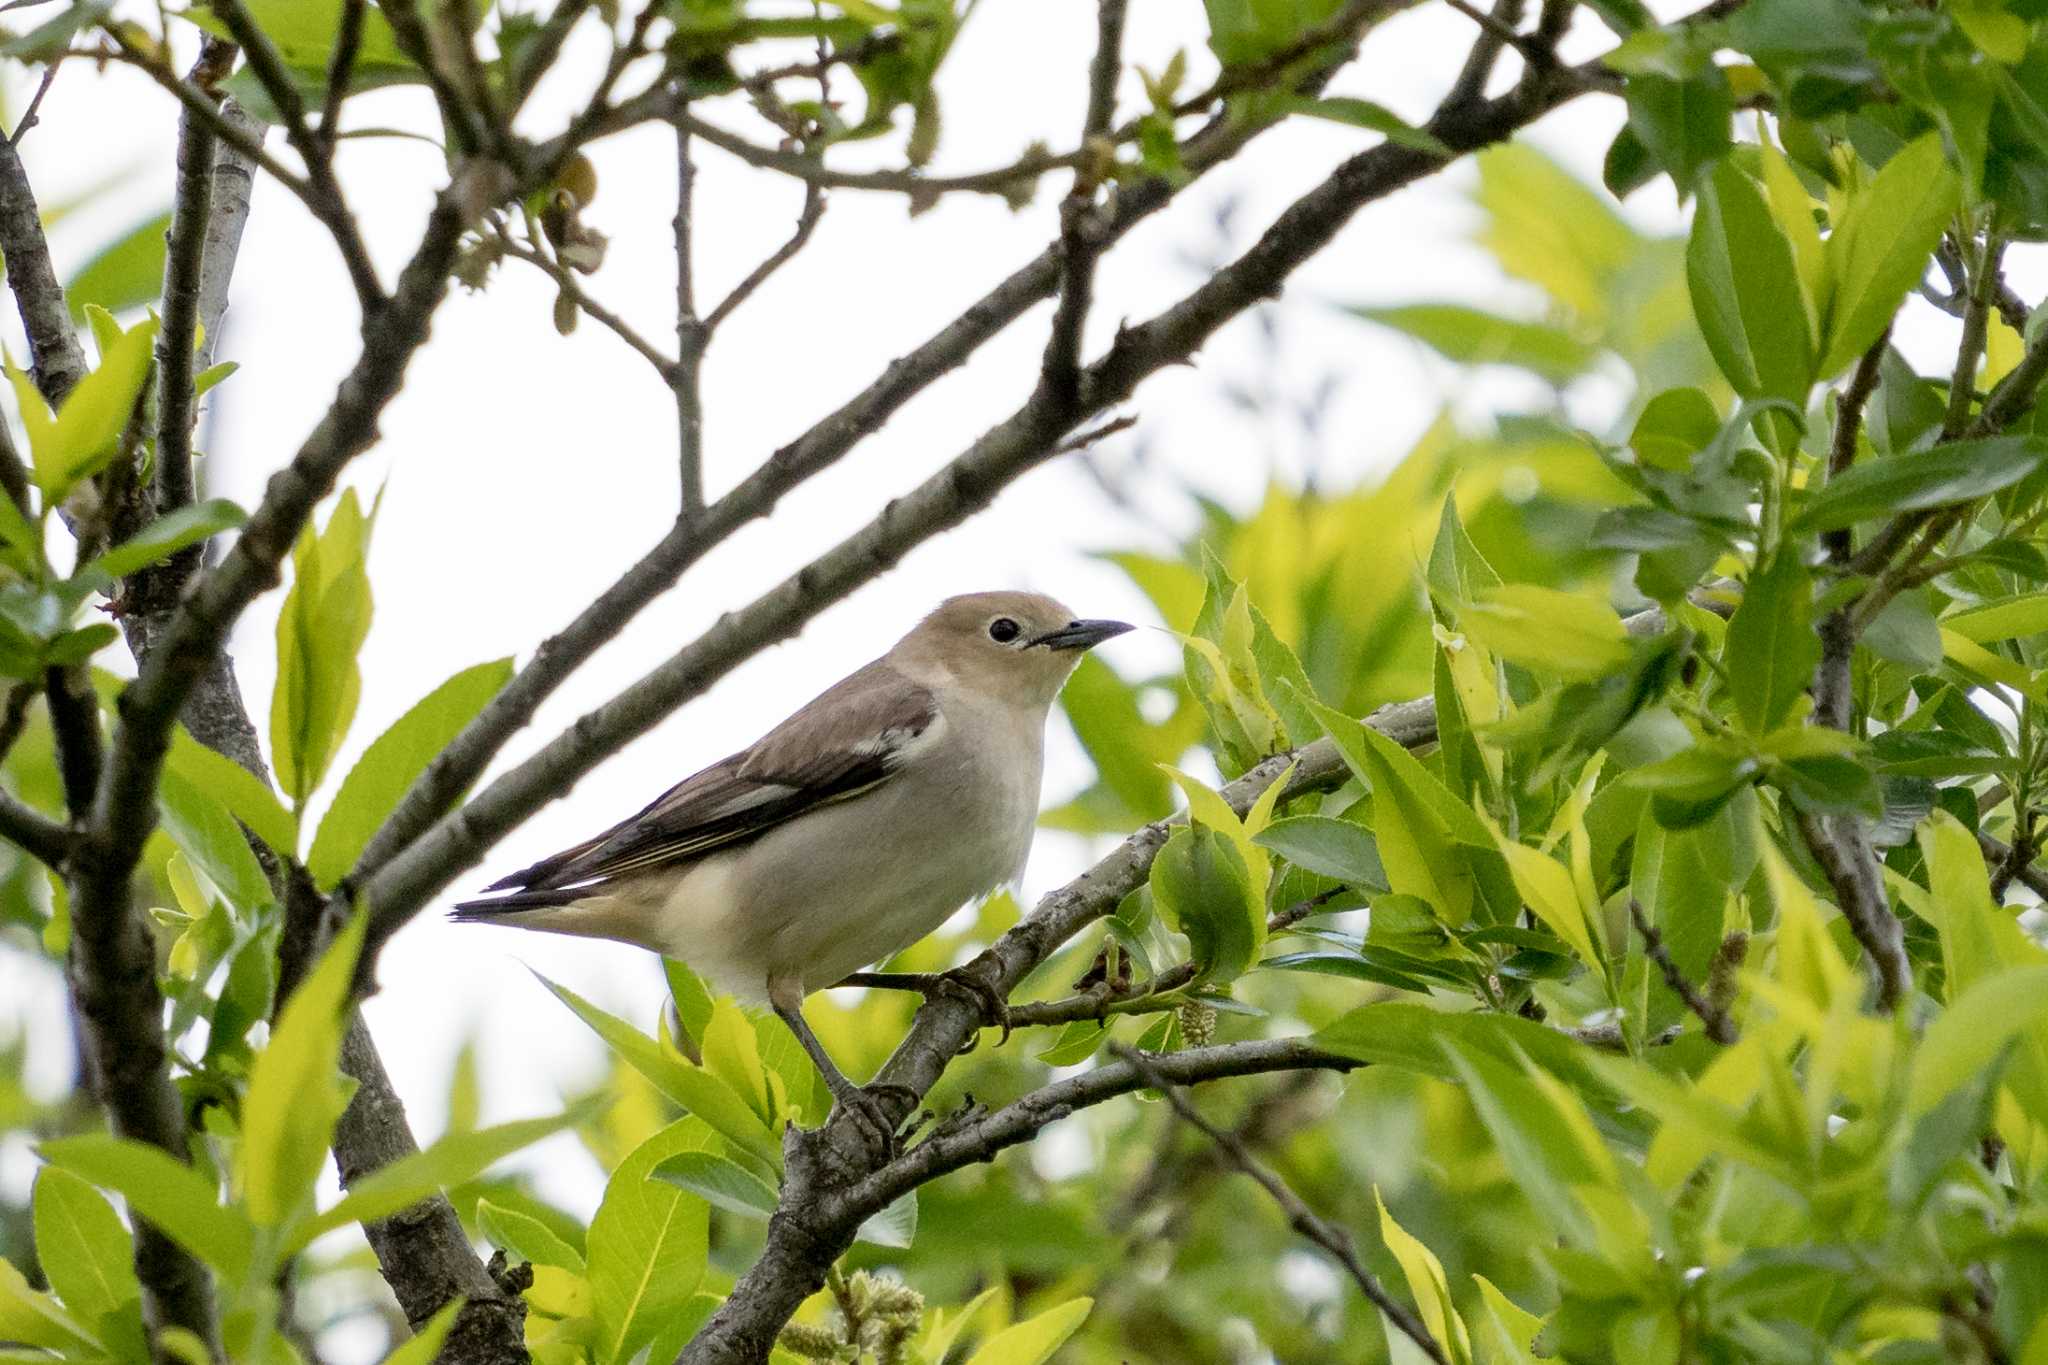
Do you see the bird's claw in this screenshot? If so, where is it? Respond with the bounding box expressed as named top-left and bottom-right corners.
top-left (928, 969), bottom-right (1012, 1048)
top-left (827, 1081), bottom-right (920, 1159)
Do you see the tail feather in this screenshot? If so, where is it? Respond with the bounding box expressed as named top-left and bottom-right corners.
top-left (450, 886), bottom-right (589, 920)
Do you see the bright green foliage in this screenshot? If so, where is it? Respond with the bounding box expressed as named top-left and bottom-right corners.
top-left (272, 488), bottom-right (377, 806)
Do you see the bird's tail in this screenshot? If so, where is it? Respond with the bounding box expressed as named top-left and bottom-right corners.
top-left (449, 886), bottom-right (588, 921)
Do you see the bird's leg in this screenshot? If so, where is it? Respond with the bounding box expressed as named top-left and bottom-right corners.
top-left (768, 976), bottom-right (914, 1158)
top-left (834, 969), bottom-right (1013, 1047)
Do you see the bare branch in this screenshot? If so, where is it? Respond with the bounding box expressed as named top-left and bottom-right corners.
top-left (319, 0), bottom-right (368, 149)
top-left (207, 0), bottom-right (386, 314)
top-left (155, 41), bottom-right (234, 515)
top-left (0, 786), bottom-right (68, 868)
top-left (1979, 829), bottom-right (2048, 903)
top-left (674, 112), bottom-right (706, 519)
top-left (702, 182), bottom-right (824, 332)
top-left (1039, 0), bottom-right (1127, 405)
top-left (43, 664), bottom-right (100, 820)
top-left (1629, 899), bottom-right (1736, 1043)
top-left (0, 133), bottom-right (85, 405)
top-left (1113, 1046), bottom-right (1448, 1365)
top-left (1822, 326), bottom-right (1888, 567)
top-left (493, 223), bottom-right (679, 379)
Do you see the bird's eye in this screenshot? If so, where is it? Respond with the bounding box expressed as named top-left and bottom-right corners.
top-left (988, 617), bottom-right (1021, 643)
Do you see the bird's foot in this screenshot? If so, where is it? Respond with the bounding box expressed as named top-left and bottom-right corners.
top-left (924, 970), bottom-right (1012, 1049)
top-left (835, 969), bottom-right (1013, 1050)
top-left (824, 1080), bottom-right (920, 1160)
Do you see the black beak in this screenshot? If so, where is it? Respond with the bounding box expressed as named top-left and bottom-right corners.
top-left (1030, 618), bottom-right (1134, 651)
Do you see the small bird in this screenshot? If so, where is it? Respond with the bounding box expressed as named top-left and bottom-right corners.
top-left (454, 591), bottom-right (1132, 1141)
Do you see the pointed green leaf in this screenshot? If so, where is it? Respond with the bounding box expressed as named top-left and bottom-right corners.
top-left (962, 1297), bottom-right (1094, 1365)
top-left (37, 1136), bottom-right (253, 1281)
top-left (306, 657), bottom-right (513, 886)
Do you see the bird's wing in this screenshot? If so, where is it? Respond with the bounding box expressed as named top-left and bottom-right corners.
top-left (477, 659), bottom-right (939, 896)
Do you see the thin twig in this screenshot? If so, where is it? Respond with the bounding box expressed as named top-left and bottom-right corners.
top-left (1629, 899), bottom-right (1736, 1043)
top-left (1823, 326), bottom-right (1889, 566)
top-left (1039, 0), bottom-right (1127, 411)
top-left (9, 60), bottom-right (59, 145)
top-left (702, 182), bottom-right (825, 331)
top-left (674, 110), bottom-right (705, 519)
top-left (206, 0), bottom-right (385, 314)
top-left (319, 0), bottom-right (367, 149)
top-left (1980, 830), bottom-right (2048, 903)
top-left (0, 787), bottom-right (68, 868)
top-left (1111, 1045), bottom-right (1450, 1365)
top-left (155, 41), bottom-right (228, 515)
top-left (1943, 233), bottom-right (2000, 441)
top-left (43, 665), bottom-right (100, 821)
top-left (492, 223), bottom-right (678, 378)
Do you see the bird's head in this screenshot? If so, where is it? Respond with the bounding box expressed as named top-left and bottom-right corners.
top-left (893, 590), bottom-right (1133, 705)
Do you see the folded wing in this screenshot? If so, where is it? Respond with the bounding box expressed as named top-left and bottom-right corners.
top-left (455, 660), bottom-right (939, 914)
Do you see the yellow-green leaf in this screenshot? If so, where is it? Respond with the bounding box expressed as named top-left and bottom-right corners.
top-left (962, 1297), bottom-right (1094, 1365)
top-left (239, 910), bottom-right (365, 1227)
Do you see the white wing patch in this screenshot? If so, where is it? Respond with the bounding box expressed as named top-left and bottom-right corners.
top-left (862, 708), bottom-right (949, 770)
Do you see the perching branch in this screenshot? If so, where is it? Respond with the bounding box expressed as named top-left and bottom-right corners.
top-left (702, 182), bottom-right (825, 332)
top-left (1113, 1046), bottom-right (1448, 1365)
top-left (1038, 0), bottom-right (1126, 406)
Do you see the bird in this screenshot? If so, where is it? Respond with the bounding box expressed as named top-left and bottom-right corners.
top-left (453, 590), bottom-right (1132, 1145)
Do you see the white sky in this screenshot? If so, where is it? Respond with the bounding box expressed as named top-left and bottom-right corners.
top-left (28, 1), bottom-right (2017, 1331)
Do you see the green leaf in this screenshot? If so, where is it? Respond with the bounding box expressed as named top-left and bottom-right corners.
top-left (1725, 548), bottom-right (1818, 735)
top-left (1458, 585), bottom-right (1631, 680)
top-left (1629, 387), bottom-right (1722, 471)
top-left (291, 1109), bottom-right (588, 1254)
top-left (1818, 133), bottom-right (1960, 376)
top-left (37, 1135), bottom-right (254, 1281)
top-left (379, 1298), bottom-right (464, 1365)
top-left (1442, 1041), bottom-right (1613, 1243)
top-left (1346, 304), bottom-right (1595, 384)
top-left (32, 1167), bottom-right (144, 1360)
top-left (1472, 1274), bottom-right (1545, 1365)
top-left (1375, 1190), bottom-right (1472, 1364)
top-left (163, 727), bottom-right (296, 858)
top-left (1288, 97), bottom-right (1451, 155)
top-left (1037, 1018), bottom-right (1113, 1066)
top-left (80, 499), bottom-right (246, 584)
top-left (1252, 814), bottom-right (1388, 890)
top-left (664, 958), bottom-right (716, 1049)
top-left (155, 764), bottom-right (274, 912)
top-left (855, 1189), bottom-right (919, 1250)
top-left (1623, 72), bottom-right (1732, 192)
top-left (271, 488), bottom-right (376, 804)
top-left (239, 910), bottom-right (365, 1228)
top-left (1792, 436), bottom-right (2048, 532)
top-left (1150, 825), bottom-right (1263, 985)
top-left (1687, 159), bottom-right (1813, 403)
top-left (305, 657), bottom-right (513, 887)
top-left (1316, 1000), bottom-right (1605, 1091)
top-left (534, 972), bottom-right (781, 1166)
top-left (478, 1199), bottom-right (586, 1273)
top-left (1909, 964), bottom-right (2048, 1118)
top-left (962, 1297), bottom-right (1094, 1365)
top-left (652, 1150), bottom-right (780, 1220)
top-left (587, 1118), bottom-right (713, 1365)
top-left (43, 314), bottom-right (160, 497)
top-left (65, 212), bottom-right (171, 322)
top-left (1943, 593), bottom-right (2048, 643)
top-left (0, 1258), bottom-right (94, 1353)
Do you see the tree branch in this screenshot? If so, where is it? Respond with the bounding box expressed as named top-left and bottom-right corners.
top-left (0, 132), bottom-right (86, 405)
top-left (1629, 899), bottom-right (1735, 1043)
top-left (207, 0), bottom-right (385, 314)
top-left (702, 182), bottom-right (824, 332)
top-left (674, 111), bottom-right (705, 519)
top-left (1038, 0), bottom-right (1126, 406)
top-left (154, 41), bottom-right (231, 516)
top-left (1112, 1046), bottom-right (1447, 1365)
